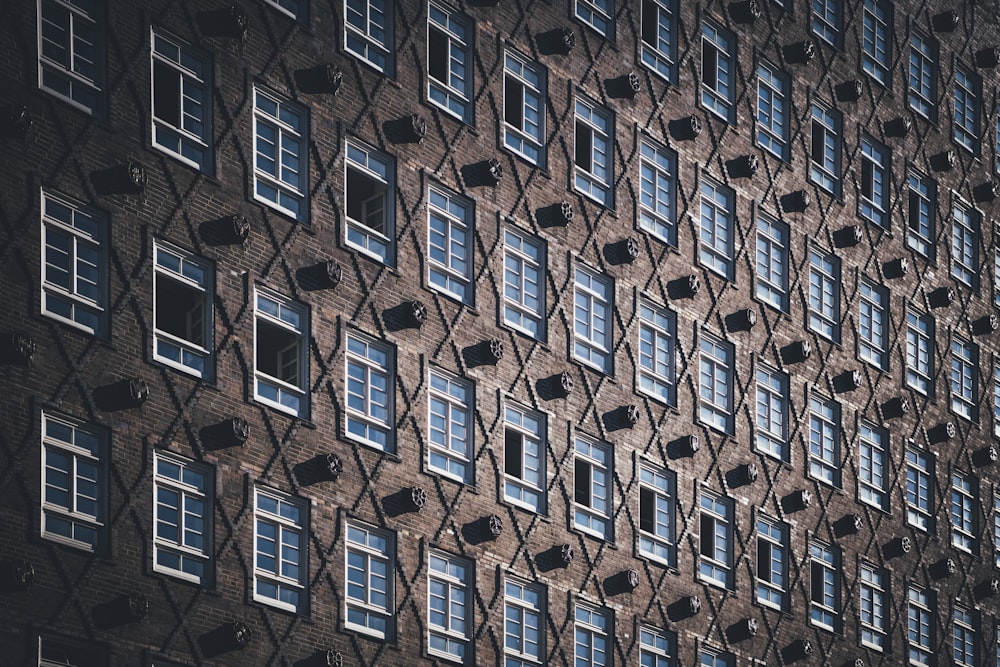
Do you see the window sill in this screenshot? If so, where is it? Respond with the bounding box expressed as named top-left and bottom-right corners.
top-left (569, 357), bottom-right (616, 382)
top-left (499, 497), bottom-right (550, 522)
top-left (422, 467), bottom-right (479, 494)
top-left (420, 98), bottom-right (477, 136)
top-left (570, 525), bottom-right (616, 549)
top-left (251, 398), bottom-right (316, 429)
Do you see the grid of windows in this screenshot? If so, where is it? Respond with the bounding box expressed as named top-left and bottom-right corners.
top-left (503, 227), bottom-right (545, 339)
top-left (951, 471), bottom-right (976, 552)
top-left (810, 102), bottom-right (842, 194)
top-left (38, 0), bottom-right (103, 114)
top-left (41, 412), bottom-right (104, 552)
top-left (151, 31), bottom-right (211, 172)
top-left (807, 248), bottom-right (840, 342)
top-left (808, 394), bottom-right (840, 487)
top-left (698, 176), bottom-right (734, 279)
top-left (862, 0), bottom-right (890, 84)
top-left (574, 98), bottom-right (614, 205)
top-left (345, 332), bottom-right (394, 452)
top-left (253, 487), bottom-right (307, 613)
top-left (859, 563), bottom-right (886, 650)
top-left (951, 337), bottom-right (977, 421)
top-left (427, 185), bottom-right (474, 304)
top-left (253, 87), bottom-right (307, 222)
top-left (952, 203), bottom-right (979, 287)
top-left (860, 136), bottom-right (888, 227)
top-left (908, 586), bottom-right (933, 666)
top-left (755, 515), bottom-right (787, 610)
top-left (907, 171), bottom-right (935, 258)
top-left (345, 138), bottom-right (394, 265)
top-left (427, 551), bottom-right (471, 662)
top-left (699, 489), bottom-right (733, 589)
top-left (756, 61), bottom-right (789, 159)
top-left (427, 3), bottom-right (472, 122)
top-left (698, 335), bottom-right (734, 434)
top-left (954, 67), bottom-right (980, 153)
top-left (905, 447), bottom-right (933, 531)
top-left (905, 309), bottom-right (934, 395)
top-left (755, 365), bottom-right (788, 461)
top-left (344, 0), bottom-right (392, 74)
top-left (503, 52), bottom-right (545, 165)
top-left (809, 540), bottom-right (839, 630)
top-left (574, 266), bottom-right (613, 373)
top-left (504, 404), bottom-right (546, 513)
top-left (254, 288), bottom-right (308, 418)
top-left (640, 0), bottom-right (676, 82)
top-left (954, 605), bottom-right (976, 667)
top-left (504, 578), bottom-right (543, 666)
top-left (858, 279), bottom-right (888, 369)
top-left (574, 437), bottom-right (612, 540)
top-left (345, 521), bottom-right (393, 638)
top-left (427, 369), bottom-right (473, 483)
top-left (909, 32), bottom-right (937, 119)
top-left (811, 0), bottom-right (842, 47)
top-left (574, 604), bottom-right (611, 667)
top-left (637, 300), bottom-right (676, 405)
top-left (153, 451), bottom-right (211, 584)
top-left (638, 138), bottom-right (677, 245)
top-left (153, 241), bottom-right (212, 378)
top-left (858, 422), bottom-right (888, 509)
top-left (755, 211), bottom-right (788, 311)
top-left (701, 21), bottom-right (734, 122)
top-left (638, 462), bottom-right (675, 566)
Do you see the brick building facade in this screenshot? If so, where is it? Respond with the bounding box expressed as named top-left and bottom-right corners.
top-left (2, 0), bottom-right (1000, 665)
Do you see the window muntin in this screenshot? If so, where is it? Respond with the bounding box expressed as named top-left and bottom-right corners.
top-left (699, 648), bottom-right (734, 667)
top-left (427, 551), bottom-right (471, 662)
top-left (153, 451), bottom-right (211, 584)
top-left (639, 626), bottom-right (674, 667)
top-left (860, 136), bottom-right (888, 227)
top-left (755, 515), bottom-right (788, 610)
top-left (995, 244), bottom-right (1000, 308)
top-left (503, 52), bottom-right (545, 165)
top-left (344, 0), bottom-right (392, 74)
top-left (698, 176), bottom-right (735, 279)
top-left (859, 563), bottom-right (887, 650)
top-left (951, 472), bottom-right (976, 552)
top-left (907, 171), bottom-right (935, 258)
top-left (907, 586), bottom-right (933, 666)
top-left (808, 394), bottom-right (841, 487)
top-left (427, 369), bottom-right (473, 483)
top-left (638, 138), bottom-right (677, 245)
top-left (698, 335), bottom-right (734, 434)
top-left (858, 422), bottom-right (888, 510)
top-left (905, 447), bottom-right (933, 531)
top-left (504, 577), bottom-right (543, 666)
top-left (637, 299), bottom-right (676, 405)
top-left (954, 67), bottom-right (980, 153)
top-left (994, 493), bottom-right (1000, 567)
top-left (427, 185), bottom-right (473, 304)
top-left (755, 365), bottom-right (788, 461)
top-left (345, 332), bottom-right (394, 452)
top-left (908, 32), bottom-right (937, 119)
top-left (810, 102), bottom-right (842, 195)
top-left (427, 4), bottom-right (472, 122)
top-left (905, 309), bottom-right (934, 395)
top-left (41, 189), bottom-right (106, 335)
top-left (756, 61), bottom-right (789, 159)
top-left (858, 279), bottom-right (888, 369)
top-left (153, 241), bottom-right (212, 378)
top-left (503, 227), bottom-right (545, 340)
top-left (952, 203), bottom-right (979, 287)
top-left (811, 0), bottom-right (842, 47)
top-left (573, 266), bottom-right (613, 373)
top-left (807, 248), bottom-right (840, 342)
top-left (38, 0), bottom-right (103, 114)
top-left (574, 98), bottom-right (613, 206)
top-left (253, 487), bottom-right (307, 613)
top-left (41, 412), bottom-right (104, 551)
top-left (574, 603), bottom-right (610, 667)
top-left (254, 289), bottom-right (308, 418)
top-left (638, 462), bottom-right (675, 566)
top-left (755, 211), bottom-right (788, 311)
top-left (345, 521), bottom-right (394, 639)
top-left (151, 31), bottom-right (211, 171)
top-left (345, 138), bottom-right (394, 265)
top-left (504, 403), bottom-right (546, 513)
top-left (951, 337), bottom-right (978, 421)
top-left (640, 0), bottom-right (676, 82)
top-left (575, 0), bottom-right (613, 37)
top-left (263, 0), bottom-right (306, 21)
top-left (38, 635), bottom-right (104, 667)
top-left (953, 605), bottom-right (976, 667)
top-left (862, 0), bottom-right (890, 84)
top-left (701, 21), bottom-right (734, 122)
top-left (809, 540), bottom-right (839, 630)
top-left (253, 87), bottom-right (307, 222)
top-left (574, 436), bottom-right (612, 540)
top-left (994, 367), bottom-right (1000, 438)
top-left (699, 489), bottom-right (733, 589)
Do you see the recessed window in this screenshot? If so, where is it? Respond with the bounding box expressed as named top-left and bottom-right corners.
top-left (344, 0), bottom-right (393, 74)
top-left (345, 521), bottom-right (394, 639)
top-left (428, 369), bottom-right (473, 483)
top-left (698, 176), bottom-right (735, 280)
top-left (253, 87), bottom-right (308, 223)
top-left (858, 422), bottom-right (888, 510)
top-left (755, 365), bottom-right (788, 462)
top-left (638, 137), bottom-right (677, 245)
top-left (908, 32), bottom-right (937, 120)
top-left (574, 97), bottom-right (614, 206)
top-left (151, 30), bottom-right (212, 172)
top-left (807, 247), bottom-right (841, 342)
top-left (756, 514), bottom-right (788, 610)
top-left (755, 210), bottom-right (789, 311)
top-left (810, 101), bottom-right (842, 195)
top-left (503, 52), bottom-right (545, 166)
top-left (345, 332), bottom-right (394, 452)
top-left (905, 447), bottom-right (933, 531)
top-left (574, 436), bottom-right (612, 540)
top-left (574, 603), bottom-right (611, 667)
top-left (153, 451), bottom-right (212, 584)
top-left (254, 288), bottom-right (309, 418)
top-left (503, 226), bottom-right (546, 340)
top-left (862, 0), bottom-right (891, 84)
top-left (640, 0), bottom-right (676, 82)
top-left (637, 299), bottom-right (676, 405)
top-left (994, 242), bottom-right (1000, 308)
top-left (253, 487), bottom-right (307, 613)
top-left (575, 0), bottom-right (613, 37)
top-left (428, 185), bottom-right (474, 304)
top-left (906, 171), bottom-right (935, 258)
top-left (504, 403), bottom-right (546, 513)
top-left (504, 577), bottom-right (544, 666)
top-left (573, 266), bottom-right (613, 373)
top-left (994, 367), bottom-right (1000, 438)
top-left (860, 136), bottom-right (889, 228)
top-left (809, 539), bottom-right (840, 631)
top-left (263, 0), bottom-right (306, 22)
top-left (427, 3), bottom-right (472, 122)
top-left (639, 626), bottom-right (674, 666)
top-left (41, 412), bottom-right (105, 552)
top-left (38, 0), bottom-right (104, 115)
top-left (953, 605), bottom-right (977, 667)
top-left (345, 138), bottom-right (394, 265)
top-left (950, 336), bottom-right (977, 421)
top-left (153, 241), bottom-right (213, 378)
top-left (907, 586), bottom-right (934, 665)
top-left (699, 489), bottom-right (733, 589)
top-left (905, 308), bottom-right (934, 395)
top-left (951, 202), bottom-right (979, 288)
top-left (951, 471), bottom-right (977, 553)
top-left (427, 551), bottom-right (471, 663)
top-left (701, 21), bottom-right (735, 123)
top-left (700, 647), bottom-right (734, 667)
top-left (808, 394), bottom-right (841, 487)
top-left (993, 493), bottom-right (1000, 566)
top-left (859, 563), bottom-right (887, 650)
top-left (811, 0), bottom-right (843, 48)
top-left (756, 61), bottom-right (789, 160)
top-left (858, 278), bottom-right (888, 369)
top-left (638, 461), bottom-right (675, 566)
top-left (953, 67), bottom-right (980, 154)
top-left (698, 335), bottom-right (734, 434)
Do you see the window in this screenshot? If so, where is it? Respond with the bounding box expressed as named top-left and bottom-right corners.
top-left (860, 563), bottom-right (887, 650)
top-left (504, 403), bottom-right (546, 513)
top-left (427, 551), bottom-right (471, 662)
top-left (253, 487), bottom-right (307, 613)
top-left (811, 0), bottom-right (842, 47)
top-left (427, 185), bottom-right (473, 304)
top-left (700, 648), bottom-right (734, 667)
top-left (427, 4), bottom-right (472, 122)
top-left (994, 494), bottom-right (1000, 566)
top-left (858, 279), bottom-right (888, 369)
top-left (151, 31), bottom-right (211, 172)
top-left (951, 337), bottom-right (978, 421)
top-left (755, 211), bottom-right (789, 311)
top-left (698, 335), bottom-right (734, 434)
top-left (858, 422), bottom-right (888, 510)
top-left (41, 412), bottom-right (105, 551)
top-left (952, 202), bottom-right (979, 287)
top-left (860, 136), bottom-right (889, 227)
top-left (907, 171), bottom-right (935, 258)
top-left (952, 472), bottom-right (977, 552)
top-left (637, 299), bottom-right (676, 405)
top-left (905, 447), bottom-right (933, 531)
top-left (807, 248), bottom-right (840, 342)
top-left (809, 540), bottom-right (839, 630)
top-left (755, 365), bottom-right (788, 461)
top-left (638, 137), bottom-right (677, 244)
top-left (808, 394), bottom-right (841, 487)
top-left (995, 243), bottom-right (1000, 308)
top-left (345, 138), bottom-right (394, 264)
top-left (574, 603), bottom-right (611, 667)
top-left (755, 514), bottom-right (788, 610)
top-left (574, 436), bottom-right (612, 540)
top-left (954, 605), bottom-right (976, 667)
top-left (908, 32), bottom-right (937, 120)
top-left (503, 227), bottom-right (545, 339)
top-left (427, 369), bottom-right (473, 483)
top-left (344, 0), bottom-right (392, 74)
top-left (254, 289), bottom-right (308, 418)
top-left (810, 102), bottom-right (842, 195)
top-left (504, 577), bottom-right (544, 666)
top-left (575, 0), bottom-right (613, 37)
top-left (954, 67), bottom-right (980, 153)
top-left (639, 626), bottom-right (674, 667)
top-left (153, 241), bottom-right (213, 378)
top-left (699, 489), bottom-right (733, 589)
top-left (345, 332), bottom-right (394, 452)
top-left (640, 0), bottom-right (676, 82)
top-left (638, 462), bottom-right (675, 566)
top-left (38, 0), bottom-right (103, 114)
top-left (907, 586), bottom-right (933, 666)
top-left (701, 21), bottom-right (735, 122)
top-left (862, 0), bottom-right (891, 84)
top-left (756, 61), bottom-right (789, 159)
top-left (253, 87), bottom-right (307, 222)
top-left (263, 0), bottom-right (305, 21)
top-left (573, 266), bottom-right (613, 373)
top-left (698, 176), bottom-right (734, 279)
top-left (503, 52), bottom-right (545, 165)
top-left (38, 634), bottom-right (104, 667)
top-left (345, 521), bottom-right (393, 639)
top-left (994, 367), bottom-right (1000, 438)
top-left (574, 98), bottom-right (614, 206)
top-left (153, 451), bottom-right (211, 584)
top-left (905, 309), bottom-right (934, 395)
top-left (41, 189), bottom-right (107, 336)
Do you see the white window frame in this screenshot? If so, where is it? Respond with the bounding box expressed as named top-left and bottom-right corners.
top-left (698, 488), bottom-right (733, 589)
top-left (951, 336), bottom-right (978, 421)
top-left (859, 562), bottom-right (887, 650)
top-left (638, 137), bottom-right (677, 245)
top-left (701, 20), bottom-right (735, 122)
top-left (573, 266), bottom-right (613, 373)
top-left (574, 603), bottom-right (611, 667)
top-left (755, 364), bottom-right (788, 462)
top-left (574, 436), bottom-right (612, 540)
top-left (40, 412), bottom-right (105, 552)
top-left (905, 447), bottom-right (933, 531)
top-left (699, 647), bottom-right (734, 667)
top-left (37, 0), bottom-right (103, 115)
top-left (907, 171), bottom-right (935, 258)
top-left (755, 514), bottom-right (788, 610)
top-left (698, 176), bottom-right (734, 280)
top-left (504, 577), bottom-right (544, 666)
top-left (809, 539), bottom-right (839, 631)
top-left (427, 3), bottom-right (472, 122)
top-left (252, 86), bottom-right (308, 223)
top-left (858, 421), bottom-right (888, 510)
top-left (153, 240), bottom-right (213, 379)
top-left (637, 299), bottom-right (676, 406)
top-left (503, 226), bottom-right (546, 340)
top-left (994, 366), bottom-right (1000, 438)
top-left (427, 184), bottom-right (474, 304)
top-left (951, 471), bottom-right (976, 553)
top-left (638, 461), bottom-right (675, 566)
top-left (344, 0), bottom-right (392, 74)
top-left (908, 586), bottom-right (933, 666)
top-left (150, 30), bottom-right (212, 172)
top-left (575, 0), bottom-right (613, 37)
top-left (253, 287), bottom-right (309, 418)
top-left (253, 488), bottom-right (307, 613)
top-left (952, 202), bottom-right (979, 288)
top-left (503, 51), bottom-right (545, 166)
top-left (810, 101), bottom-right (842, 195)
top-left (344, 331), bottom-right (394, 452)
top-left (954, 66), bottom-right (980, 154)
top-left (862, 0), bottom-right (891, 85)
top-left (808, 394), bottom-right (841, 487)
top-left (807, 247), bottom-right (840, 342)
top-left (427, 551), bottom-right (471, 663)
top-left (954, 605), bottom-right (977, 667)
top-left (503, 403), bottom-right (546, 514)
top-left (755, 210), bottom-right (788, 311)
top-left (858, 278), bottom-right (888, 369)
top-left (427, 369), bottom-right (473, 483)
top-left (345, 521), bottom-right (394, 639)
top-left (908, 32), bottom-right (937, 120)
top-left (860, 136), bottom-right (889, 227)
top-left (153, 450), bottom-right (212, 584)
top-left (756, 60), bottom-right (789, 160)
top-left (811, 0), bottom-right (842, 47)
top-left (345, 137), bottom-right (394, 265)
top-left (639, 625), bottom-right (674, 667)
top-left (993, 493), bottom-right (1000, 567)
top-left (905, 309), bottom-right (934, 395)
top-left (995, 241), bottom-right (1000, 308)
top-left (574, 97), bottom-right (614, 206)
top-left (698, 334), bottom-right (734, 434)
top-left (640, 0), bottom-right (676, 83)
